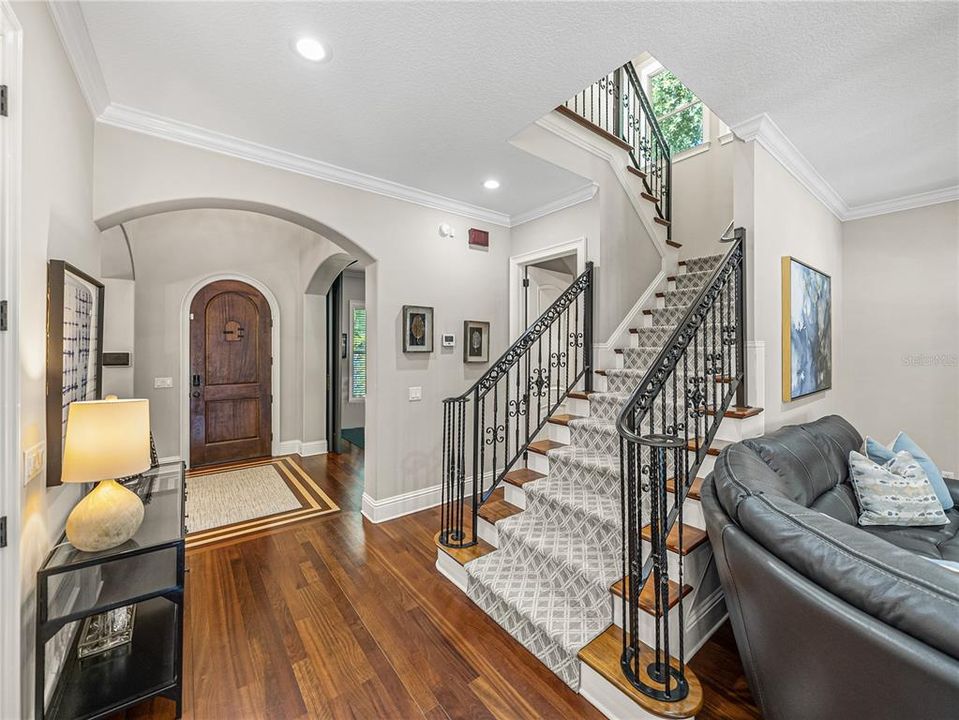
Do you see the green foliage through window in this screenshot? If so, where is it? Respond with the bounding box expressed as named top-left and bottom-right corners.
top-left (650, 69), bottom-right (704, 154)
top-left (350, 303), bottom-right (367, 400)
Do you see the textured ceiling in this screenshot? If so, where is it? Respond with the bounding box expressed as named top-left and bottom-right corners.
top-left (78, 1), bottom-right (958, 216)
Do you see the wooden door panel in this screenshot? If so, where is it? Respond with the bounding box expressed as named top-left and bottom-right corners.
top-left (205, 399), bottom-right (259, 443)
top-left (204, 293), bottom-right (260, 385)
top-left (190, 280), bottom-right (272, 467)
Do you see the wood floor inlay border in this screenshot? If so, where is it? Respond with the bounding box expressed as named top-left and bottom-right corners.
top-left (186, 456), bottom-right (340, 548)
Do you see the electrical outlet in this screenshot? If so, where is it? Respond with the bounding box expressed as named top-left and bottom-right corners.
top-left (24, 441), bottom-right (45, 485)
top-left (154, 377), bottom-right (174, 389)
top-left (408, 386), bottom-right (422, 402)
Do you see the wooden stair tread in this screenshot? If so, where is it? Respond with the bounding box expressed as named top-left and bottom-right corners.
top-left (667, 275), bottom-right (677, 282)
top-left (642, 309), bottom-right (653, 316)
top-left (665, 239), bottom-right (682, 249)
top-left (594, 370), bottom-right (607, 376)
top-left (626, 165), bottom-right (647, 180)
top-left (629, 327), bottom-right (640, 333)
top-left (614, 348), bottom-right (624, 354)
top-left (611, 574), bottom-right (693, 616)
top-left (706, 405), bottom-right (764, 419)
top-left (548, 413), bottom-right (582, 426)
top-left (641, 191), bottom-right (662, 204)
top-left (555, 106), bottom-right (632, 152)
top-left (434, 531), bottom-right (495, 565)
top-left (678, 260), bottom-right (687, 266)
top-left (686, 437), bottom-right (731, 456)
top-left (665, 476), bottom-right (705, 501)
top-left (478, 489), bottom-right (523, 524)
top-left (641, 522), bottom-right (709, 555)
top-left (655, 217), bottom-right (672, 227)
top-left (578, 626), bottom-right (703, 719)
top-left (568, 390), bottom-right (592, 400)
top-left (503, 468), bottom-right (545, 487)
top-left (528, 439), bottom-right (566, 455)
top-left (655, 291), bottom-right (666, 298)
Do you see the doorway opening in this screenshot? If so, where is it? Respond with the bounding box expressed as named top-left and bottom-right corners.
top-left (509, 238), bottom-right (587, 340)
top-left (326, 268), bottom-right (365, 453)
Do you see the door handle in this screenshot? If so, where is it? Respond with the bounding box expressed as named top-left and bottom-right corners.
top-left (192, 374), bottom-right (202, 387)
top-left (192, 391), bottom-right (201, 399)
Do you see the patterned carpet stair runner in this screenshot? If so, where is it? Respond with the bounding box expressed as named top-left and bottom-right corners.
top-left (465, 253), bottom-right (724, 689)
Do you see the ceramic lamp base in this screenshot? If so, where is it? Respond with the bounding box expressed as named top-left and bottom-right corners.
top-left (66, 479), bottom-right (145, 552)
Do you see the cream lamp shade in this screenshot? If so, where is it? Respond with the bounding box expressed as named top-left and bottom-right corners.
top-left (62, 399), bottom-right (151, 483)
top-left (63, 399), bottom-right (151, 552)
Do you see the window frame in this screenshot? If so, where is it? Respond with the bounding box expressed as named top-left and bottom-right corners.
top-left (348, 299), bottom-right (367, 403)
top-left (639, 59), bottom-right (712, 160)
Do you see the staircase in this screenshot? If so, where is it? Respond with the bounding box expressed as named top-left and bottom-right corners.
top-left (436, 62), bottom-right (761, 720)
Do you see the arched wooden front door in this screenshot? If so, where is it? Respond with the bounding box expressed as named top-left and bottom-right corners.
top-left (189, 280), bottom-right (272, 467)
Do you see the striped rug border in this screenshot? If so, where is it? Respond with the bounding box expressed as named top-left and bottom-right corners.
top-left (186, 456), bottom-right (339, 549)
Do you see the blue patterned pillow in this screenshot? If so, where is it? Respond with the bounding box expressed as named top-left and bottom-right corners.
top-left (865, 433), bottom-right (953, 511)
top-left (849, 450), bottom-right (948, 527)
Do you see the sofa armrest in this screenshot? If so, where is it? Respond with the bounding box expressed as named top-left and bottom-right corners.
top-left (946, 477), bottom-right (959, 506)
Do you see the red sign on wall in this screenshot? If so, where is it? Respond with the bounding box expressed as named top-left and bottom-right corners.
top-left (468, 228), bottom-right (489, 248)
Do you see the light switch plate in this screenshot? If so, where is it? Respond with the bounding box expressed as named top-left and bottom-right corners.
top-left (408, 386), bottom-right (422, 402)
top-left (24, 441), bottom-right (45, 485)
top-left (154, 377), bottom-right (174, 389)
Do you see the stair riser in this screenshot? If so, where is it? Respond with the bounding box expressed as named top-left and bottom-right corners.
top-left (611, 599), bottom-right (682, 650)
top-left (528, 451), bottom-right (550, 475)
top-left (566, 397), bottom-right (591, 417)
top-left (478, 517), bottom-right (498, 547)
top-left (504, 482), bottom-right (526, 509)
top-left (549, 422), bottom-right (572, 445)
top-left (642, 539), bottom-right (712, 580)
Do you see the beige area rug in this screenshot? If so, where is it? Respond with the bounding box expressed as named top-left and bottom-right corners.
top-left (186, 456), bottom-right (339, 548)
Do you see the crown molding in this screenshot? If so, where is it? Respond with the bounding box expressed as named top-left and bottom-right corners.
top-left (47, 1), bottom-right (109, 116)
top-left (99, 103), bottom-right (512, 226)
top-left (730, 113), bottom-right (847, 220)
top-left (510, 182), bottom-right (597, 227)
top-left (843, 184), bottom-right (959, 221)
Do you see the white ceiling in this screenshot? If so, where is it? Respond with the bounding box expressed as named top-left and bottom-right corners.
top-left (73, 1), bottom-right (958, 220)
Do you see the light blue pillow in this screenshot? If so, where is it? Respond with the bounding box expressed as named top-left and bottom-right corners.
top-left (866, 433), bottom-right (953, 511)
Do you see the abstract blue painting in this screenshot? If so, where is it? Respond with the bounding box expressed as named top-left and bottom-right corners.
top-left (783, 257), bottom-right (831, 401)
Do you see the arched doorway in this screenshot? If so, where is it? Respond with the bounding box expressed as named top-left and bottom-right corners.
top-left (189, 279), bottom-right (273, 467)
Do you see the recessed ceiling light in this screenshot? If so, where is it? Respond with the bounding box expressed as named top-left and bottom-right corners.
top-left (483, 179), bottom-right (500, 190)
top-left (295, 37), bottom-right (327, 62)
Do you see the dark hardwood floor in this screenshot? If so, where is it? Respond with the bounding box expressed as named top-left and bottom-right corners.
top-left (113, 447), bottom-right (760, 720)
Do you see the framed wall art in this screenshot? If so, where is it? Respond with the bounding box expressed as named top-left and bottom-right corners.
top-left (463, 320), bottom-right (490, 363)
top-left (781, 256), bottom-right (832, 402)
top-left (46, 260), bottom-right (105, 486)
top-left (402, 305), bottom-right (434, 353)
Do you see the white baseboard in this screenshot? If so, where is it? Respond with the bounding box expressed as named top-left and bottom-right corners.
top-left (362, 475), bottom-right (489, 524)
top-left (277, 439), bottom-right (329, 457)
top-left (157, 455), bottom-right (182, 465)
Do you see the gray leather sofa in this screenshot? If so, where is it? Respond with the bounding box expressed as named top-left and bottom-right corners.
top-left (702, 415), bottom-right (959, 720)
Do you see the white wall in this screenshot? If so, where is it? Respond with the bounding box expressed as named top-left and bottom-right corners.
top-left (12, 3), bottom-right (100, 716)
top-left (745, 142), bottom-right (845, 429)
top-left (120, 208), bottom-right (340, 459)
top-left (92, 123), bottom-right (513, 505)
top-left (101, 278), bottom-right (135, 398)
top-left (340, 270), bottom-right (366, 430)
top-left (840, 201), bottom-right (959, 473)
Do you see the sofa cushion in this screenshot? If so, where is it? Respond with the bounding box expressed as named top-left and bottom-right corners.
top-left (735, 491), bottom-right (959, 660)
top-left (741, 415), bottom-right (862, 508)
top-left (864, 508), bottom-right (959, 562)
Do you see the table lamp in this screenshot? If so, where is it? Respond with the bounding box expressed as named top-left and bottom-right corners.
top-left (62, 398), bottom-right (151, 552)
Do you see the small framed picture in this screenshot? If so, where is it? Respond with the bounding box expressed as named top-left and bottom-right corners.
top-left (463, 320), bottom-right (490, 363)
top-left (403, 305), bottom-right (434, 353)
top-left (441, 333), bottom-right (456, 348)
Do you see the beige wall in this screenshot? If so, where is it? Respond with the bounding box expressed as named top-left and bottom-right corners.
top-left (746, 143), bottom-right (845, 430)
top-left (12, 2), bottom-right (100, 715)
top-left (120, 208), bottom-right (340, 459)
top-left (671, 114), bottom-right (734, 260)
top-left (841, 201), bottom-right (959, 473)
top-left (92, 124), bottom-right (513, 505)
top-left (101, 278), bottom-right (136, 398)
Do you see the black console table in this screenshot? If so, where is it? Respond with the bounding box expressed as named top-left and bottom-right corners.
top-left (35, 461), bottom-right (186, 719)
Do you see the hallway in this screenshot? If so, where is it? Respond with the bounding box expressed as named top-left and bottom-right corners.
top-left (110, 448), bottom-right (757, 720)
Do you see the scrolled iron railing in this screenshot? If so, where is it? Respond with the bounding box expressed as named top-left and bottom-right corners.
top-left (562, 61), bottom-right (672, 238)
top-left (616, 228), bottom-right (747, 701)
top-left (440, 263), bottom-right (594, 549)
